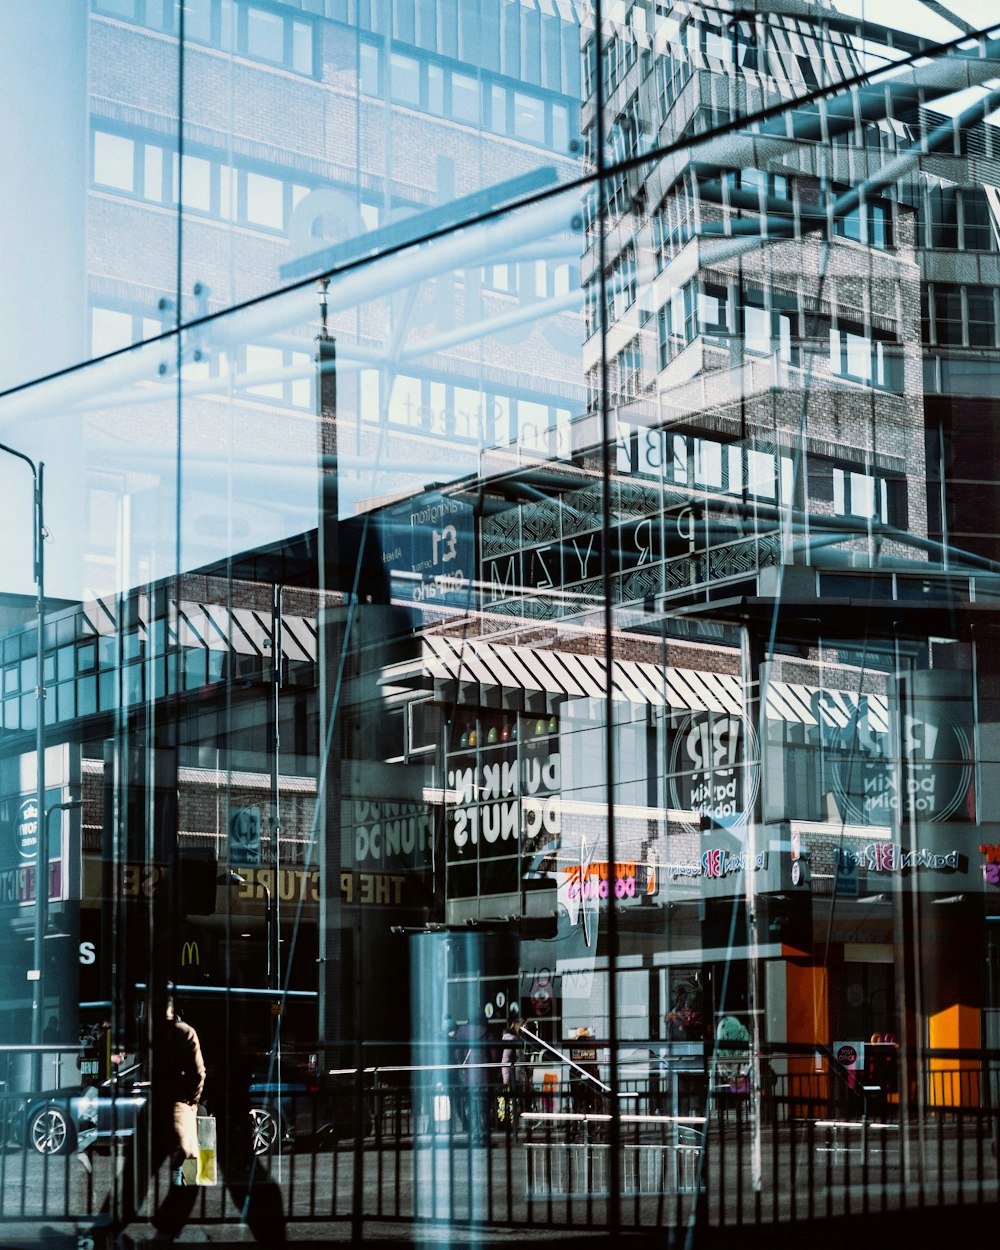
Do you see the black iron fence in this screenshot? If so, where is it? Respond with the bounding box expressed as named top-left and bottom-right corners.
top-left (0, 1042), bottom-right (998, 1238)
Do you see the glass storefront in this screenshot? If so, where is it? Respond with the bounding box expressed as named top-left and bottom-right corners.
top-left (0, 0), bottom-right (999, 1243)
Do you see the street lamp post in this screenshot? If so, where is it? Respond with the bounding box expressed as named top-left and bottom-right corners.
top-left (220, 870), bottom-right (275, 989)
top-left (0, 443), bottom-right (46, 1088)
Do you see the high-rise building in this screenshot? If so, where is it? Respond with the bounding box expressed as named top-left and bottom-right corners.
top-left (0, 1), bottom-right (999, 1242)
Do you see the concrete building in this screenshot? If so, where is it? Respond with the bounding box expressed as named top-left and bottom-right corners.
top-left (1, 0), bottom-right (1000, 1243)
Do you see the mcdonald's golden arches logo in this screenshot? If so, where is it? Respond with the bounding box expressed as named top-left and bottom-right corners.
top-left (181, 940), bottom-right (200, 966)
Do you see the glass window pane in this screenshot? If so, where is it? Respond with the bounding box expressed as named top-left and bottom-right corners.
top-left (292, 20), bottom-right (313, 73)
top-left (144, 145), bottom-right (164, 202)
top-left (93, 131), bottom-right (134, 191)
top-left (428, 64), bottom-right (444, 114)
top-left (845, 331), bottom-right (870, 379)
top-left (744, 303), bottom-right (769, 354)
top-left (184, 0), bottom-right (213, 41)
top-left (247, 7), bottom-right (285, 62)
top-left (92, 308), bottom-right (134, 356)
top-left (360, 41), bottom-right (381, 95)
top-left (513, 90), bottom-right (544, 142)
top-left (452, 72), bottom-right (479, 123)
top-left (747, 449), bottom-right (775, 497)
top-left (245, 171), bottom-right (284, 229)
top-left (390, 52), bottom-right (421, 104)
top-left (182, 154), bottom-right (212, 212)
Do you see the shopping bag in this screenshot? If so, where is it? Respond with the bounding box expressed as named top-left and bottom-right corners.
top-left (496, 1087), bottom-right (513, 1126)
top-left (433, 1089), bottom-right (451, 1124)
top-left (196, 1113), bottom-right (218, 1186)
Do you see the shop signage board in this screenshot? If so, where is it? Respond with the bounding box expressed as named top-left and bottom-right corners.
top-left (376, 489), bottom-right (475, 609)
top-left (229, 806), bottom-right (262, 865)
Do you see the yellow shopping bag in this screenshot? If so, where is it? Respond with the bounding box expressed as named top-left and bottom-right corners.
top-left (196, 1113), bottom-right (218, 1186)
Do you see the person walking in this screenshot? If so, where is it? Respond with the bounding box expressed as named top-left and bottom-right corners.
top-left (159, 992), bottom-right (207, 1186)
top-left (499, 1015), bottom-right (526, 1131)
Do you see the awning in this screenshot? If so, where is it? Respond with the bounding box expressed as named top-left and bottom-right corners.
top-left (417, 634), bottom-right (889, 727)
top-left (82, 597), bottom-right (318, 663)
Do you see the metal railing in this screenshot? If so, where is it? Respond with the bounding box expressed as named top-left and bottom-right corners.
top-left (0, 1043), bottom-right (998, 1238)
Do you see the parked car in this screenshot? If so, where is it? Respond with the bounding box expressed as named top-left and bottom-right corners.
top-left (7, 1064), bottom-right (149, 1157)
top-left (7, 1087), bottom-right (100, 1156)
top-left (249, 1064), bottom-right (371, 1155)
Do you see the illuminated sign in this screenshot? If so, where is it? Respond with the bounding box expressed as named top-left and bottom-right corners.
top-left (668, 713), bottom-right (760, 834)
top-left (560, 860), bottom-right (656, 901)
top-left (558, 849), bottom-right (657, 946)
top-left (448, 750), bottom-right (561, 851)
top-left (835, 842), bottom-right (959, 873)
top-left (980, 844), bottom-right (1000, 885)
top-left (823, 696), bottom-right (972, 825)
top-left (15, 798), bottom-right (38, 860)
top-left (181, 941), bottom-right (200, 966)
top-left (658, 851), bottom-right (769, 881)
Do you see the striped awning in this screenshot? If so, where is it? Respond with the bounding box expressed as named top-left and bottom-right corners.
top-left (81, 598), bottom-right (318, 663)
top-left (418, 634), bottom-right (889, 728)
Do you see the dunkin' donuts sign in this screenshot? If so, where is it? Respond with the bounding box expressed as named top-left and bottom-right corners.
top-left (449, 751), bottom-right (561, 849)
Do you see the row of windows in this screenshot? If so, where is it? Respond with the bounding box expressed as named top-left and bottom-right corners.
top-left (916, 186), bottom-right (997, 253)
top-left (655, 50), bottom-right (692, 121)
top-left (921, 284), bottom-right (1000, 350)
top-left (654, 279), bottom-right (904, 391)
top-left (483, 260), bottom-right (575, 300)
top-left (616, 426), bottom-right (798, 507)
top-left (96, 0), bottom-right (582, 126)
top-left (658, 14), bottom-right (858, 98)
top-left (657, 281), bottom-right (799, 368)
top-left (587, 336), bottom-right (643, 411)
top-left (359, 39), bottom-right (577, 153)
top-left (94, 0), bottom-right (316, 75)
top-left (92, 127), bottom-right (319, 234)
top-left (364, 0), bottom-right (582, 96)
top-left (584, 246), bottom-right (637, 338)
top-left (648, 170), bottom-right (892, 277)
top-left (617, 424), bottom-right (905, 526)
top-left (361, 370), bottom-right (573, 456)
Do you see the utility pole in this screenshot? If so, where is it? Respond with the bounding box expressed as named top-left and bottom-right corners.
top-left (0, 443), bottom-right (46, 1089)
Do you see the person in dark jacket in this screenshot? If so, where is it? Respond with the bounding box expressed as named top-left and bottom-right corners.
top-left (158, 993), bottom-right (206, 1186)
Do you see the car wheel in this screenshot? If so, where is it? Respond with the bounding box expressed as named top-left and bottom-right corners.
top-left (249, 1106), bottom-right (280, 1156)
top-left (29, 1106), bottom-right (75, 1156)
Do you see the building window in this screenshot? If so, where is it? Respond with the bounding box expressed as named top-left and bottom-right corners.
top-left (830, 465), bottom-right (904, 525)
top-left (390, 51), bottom-right (422, 104)
top-left (93, 131), bottom-right (135, 192)
top-left (605, 246), bottom-right (637, 324)
top-left (245, 170), bottom-right (285, 229)
top-left (657, 284), bottom-right (695, 366)
top-left (360, 40), bottom-right (382, 95)
top-left (926, 283), bottom-right (998, 349)
top-left (698, 283), bottom-right (729, 337)
top-left (92, 126), bottom-right (317, 236)
top-left (246, 6), bottom-right (284, 61)
top-left (740, 287), bottom-right (799, 363)
top-left (610, 337), bottom-right (643, 406)
top-left (93, 0), bottom-right (319, 77)
top-left (829, 321), bottom-right (902, 391)
top-left (920, 185), bottom-right (997, 252)
top-left (357, 35), bottom-right (576, 151)
top-left (833, 192), bottom-right (893, 250)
